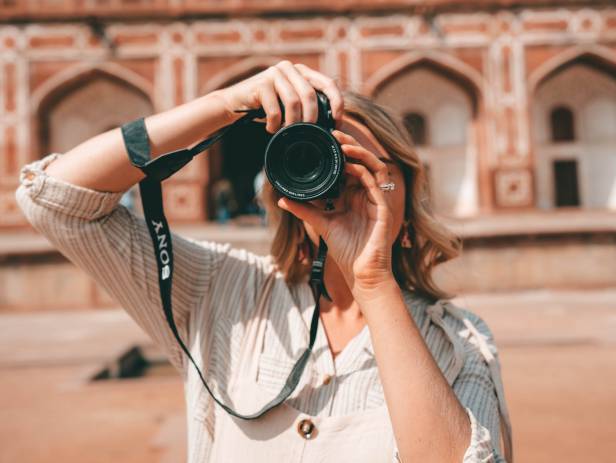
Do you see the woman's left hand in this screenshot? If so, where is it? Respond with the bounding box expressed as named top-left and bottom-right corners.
top-left (277, 129), bottom-right (396, 294)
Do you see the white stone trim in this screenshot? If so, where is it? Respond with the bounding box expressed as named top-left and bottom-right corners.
top-left (527, 44), bottom-right (616, 94)
top-left (29, 61), bottom-right (156, 115)
top-left (362, 49), bottom-right (485, 99)
top-left (200, 55), bottom-right (282, 94)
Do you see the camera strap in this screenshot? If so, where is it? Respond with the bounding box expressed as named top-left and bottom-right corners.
top-left (120, 115), bottom-right (330, 420)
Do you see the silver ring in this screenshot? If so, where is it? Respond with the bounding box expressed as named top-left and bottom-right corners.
top-left (378, 182), bottom-right (396, 192)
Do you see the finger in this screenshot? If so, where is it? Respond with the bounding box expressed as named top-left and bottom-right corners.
top-left (333, 130), bottom-right (389, 181)
top-left (333, 127), bottom-right (389, 159)
top-left (340, 143), bottom-right (389, 183)
top-left (277, 197), bottom-right (329, 235)
top-left (332, 129), bottom-right (360, 147)
top-left (276, 61), bottom-right (318, 124)
top-left (344, 163), bottom-right (387, 209)
top-left (258, 83), bottom-right (282, 134)
top-left (294, 63), bottom-right (344, 120)
top-left (270, 67), bottom-right (302, 127)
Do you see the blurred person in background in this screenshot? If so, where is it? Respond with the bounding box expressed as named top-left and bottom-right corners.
top-left (212, 178), bottom-right (238, 223)
top-left (253, 168), bottom-right (267, 225)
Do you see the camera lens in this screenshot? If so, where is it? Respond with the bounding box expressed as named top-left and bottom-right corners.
top-left (264, 123), bottom-right (344, 201)
top-left (283, 141), bottom-right (324, 183)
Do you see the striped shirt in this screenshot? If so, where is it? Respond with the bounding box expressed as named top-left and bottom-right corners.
top-left (16, 152), bottom-right (512, 462)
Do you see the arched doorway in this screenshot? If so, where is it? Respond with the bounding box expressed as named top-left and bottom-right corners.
top-left (205, 66), bottom-right (272, 223)
top-left (38, 70), bottom-right (154, 211)
top-left (532, 56), bottom-right (616, 210)
top-left (39, 71), bottom-right (153, 155)
top-left (371, 61), bottom-right (480, 217)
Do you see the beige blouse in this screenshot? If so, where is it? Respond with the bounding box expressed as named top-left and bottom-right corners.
top-left (16, 153), bottom-right (513, 462)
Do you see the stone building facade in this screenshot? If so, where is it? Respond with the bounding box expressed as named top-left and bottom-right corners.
top-left (1, 1), bottom-right (615, 308)
top-left (1, 0), bottom-right (615, 225)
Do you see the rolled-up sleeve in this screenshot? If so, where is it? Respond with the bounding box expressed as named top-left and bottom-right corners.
top-left (15, 153), bottom-right (236, 374)
top-left (392, 404), bottom-right (498, 463)
top-left (455, 312), bottom-right (510, 462)
top-left (462, 406), bottom-right (499, 462)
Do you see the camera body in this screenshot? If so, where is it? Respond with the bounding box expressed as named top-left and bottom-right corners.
top-left (263, 91), bottom-right (345, 202)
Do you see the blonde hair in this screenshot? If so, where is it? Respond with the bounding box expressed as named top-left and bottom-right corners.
top-left (260, 91), bottom-right (461, 302)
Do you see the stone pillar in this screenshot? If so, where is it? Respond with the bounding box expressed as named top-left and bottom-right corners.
top-left (488, 12), bottom-right (535, 210)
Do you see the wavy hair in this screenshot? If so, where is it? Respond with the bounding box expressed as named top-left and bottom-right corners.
top-left (259, 91), bottom-right (461, 302)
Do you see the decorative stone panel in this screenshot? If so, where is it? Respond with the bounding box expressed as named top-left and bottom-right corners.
top-left (162, 181), bottom-right (206, 222)
top-left (1, 5), bottom-right (616, 229)
top-left (493, 167), bottom-right (534, 208)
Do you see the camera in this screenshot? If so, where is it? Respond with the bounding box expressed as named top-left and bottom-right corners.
top-left (263, 91), bottom-right (345, 202)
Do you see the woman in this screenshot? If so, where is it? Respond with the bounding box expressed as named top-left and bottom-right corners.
top-left (16, 60), bottom-right (512, 462)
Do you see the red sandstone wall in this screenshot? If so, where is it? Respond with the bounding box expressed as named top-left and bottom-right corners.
top-left (1, 1), bottom-right (611, 21)
top-left (1, 4), bottom-right (615, 227)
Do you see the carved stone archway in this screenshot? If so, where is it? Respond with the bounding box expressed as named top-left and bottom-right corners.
top-left (367, 55), bottom-right (484, 217)
top-left (530, 50), bottom-right (616, 210)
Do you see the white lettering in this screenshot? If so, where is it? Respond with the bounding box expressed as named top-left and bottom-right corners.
top-left (157, 232), bottom-right (167, 250)
top-left (151, 220), bottom-right (164, 234)
top-left (151, 219), bottom-right (171, 280)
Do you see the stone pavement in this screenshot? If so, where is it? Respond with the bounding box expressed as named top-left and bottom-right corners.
top-left (457, 289), bottom-right (616, 463)
top-left (0, 310), bottom-right (186, 463)
top-left (1, 289), bottom-right (615, 462)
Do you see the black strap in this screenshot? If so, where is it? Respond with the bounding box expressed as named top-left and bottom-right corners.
top-left (309, 235), bottom-right (332, 301)
top-left (120, 115), bottom-right (330, 420)
top-left (122, 110), bottom-right (262, 183)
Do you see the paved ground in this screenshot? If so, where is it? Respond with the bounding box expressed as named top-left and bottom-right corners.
top-left (0, 289), bottom-right (615, 462)
top-left (458, 289), bottom-right (616, 463)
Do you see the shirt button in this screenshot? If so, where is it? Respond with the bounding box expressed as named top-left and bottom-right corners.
top-left (297, 418), bottom-right (316, 439)
top-left (322, 374), bottom-right (333, 385)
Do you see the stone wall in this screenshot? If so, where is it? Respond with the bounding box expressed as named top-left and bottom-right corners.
top-left (1, 2), bottom-right (615, 309)
top-left (3, 215), bottom-right (615, 310)
top-left (1, 3), bottom-right (615, 227)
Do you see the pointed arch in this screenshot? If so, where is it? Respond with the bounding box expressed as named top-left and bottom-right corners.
top-left (201, 55), bottom-right (284, 94)
top-left (366, 51), bottom-right (485, 217)
top-left (530, 46), bottom-right (616, 210)
top-left (363, 51), bottom-right (484, 114)
top-left (32, 64), bottom-right (155, 159)
top-left (31, 62), bottom-right (156, 115)
top-left (199, 56), bottom-right (284, 220)
top-left (528, 45), bottom-right (616, 94)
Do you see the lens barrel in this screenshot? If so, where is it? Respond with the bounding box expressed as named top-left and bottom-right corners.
top-left (264, 91), bottom-right (344, 201)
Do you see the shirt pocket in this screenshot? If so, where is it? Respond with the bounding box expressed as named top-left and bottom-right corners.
top-left (366, 373), bottom-right (386, 409)
top-left (256, 351), bottom-right (300, 394)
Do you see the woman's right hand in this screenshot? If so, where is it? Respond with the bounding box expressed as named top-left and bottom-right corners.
top-left (214, 60), bottom-right (344, 134)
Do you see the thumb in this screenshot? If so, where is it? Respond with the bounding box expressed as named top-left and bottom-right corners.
top-left (278, 197), bottom-right (328, 235)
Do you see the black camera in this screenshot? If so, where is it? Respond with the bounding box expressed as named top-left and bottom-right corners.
top-left (264, 91), bottom-right (345, 202)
